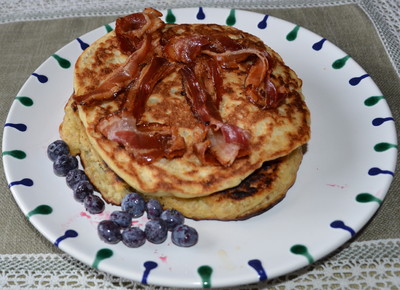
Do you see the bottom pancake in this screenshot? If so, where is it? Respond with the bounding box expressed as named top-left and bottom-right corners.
top-left (60, 98), bottom-right (303, 220)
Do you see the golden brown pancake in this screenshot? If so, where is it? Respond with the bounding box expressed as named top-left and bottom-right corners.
top-left (60, 98), bottom-right (303, 220)
top-left (68, 9), bottom-right (310, 199)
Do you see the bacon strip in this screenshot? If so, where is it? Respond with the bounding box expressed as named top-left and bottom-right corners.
top-left (98, 114), bottom-right (185, 164)
top-left (73, 35), bottom-right (151, 105)
top-left (204, 34), bottom-right (244, 53)
top-left (77, 9), bottom-right (291, 166)
top-left (180, 65), bottom-right (222, 125)
top-left (124, 56), bottom-right (176, 121)
top-left (207, 59), bottom-right (224, 107)
top-left (74, 8), bottom-right (165, 105)
top-left (204, 48), bottom-right (283, 109)
top-left (97, 56), bottom-right (182, 164)
top-left (164, 36), bottom-right (210, 63)
top-left (203, 48), bottom-right (256, 68)
top-left (193, 58), bottom-right (224, 108)
top-left (115, 8), bottom-right (164, 53)
top-left (244, 51), bottom-right (284, 109)
top-left (180, 65), bottom-right (250, 166)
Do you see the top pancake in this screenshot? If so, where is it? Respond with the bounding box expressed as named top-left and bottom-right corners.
top-left (72, 20), bottom-right (310, 198)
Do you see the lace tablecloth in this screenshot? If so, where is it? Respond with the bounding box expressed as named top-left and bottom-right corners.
top-left (0, 0), bottom-right (399, 289)
top-left (1, 0), bottom-right (399, 76)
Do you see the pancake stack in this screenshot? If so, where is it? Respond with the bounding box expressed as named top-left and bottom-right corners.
top-left (60, 8), bottom-right (310, 220)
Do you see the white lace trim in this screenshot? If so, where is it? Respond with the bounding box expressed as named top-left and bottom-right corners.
top-left (0, 0), bottom-right (358, 23)
top-left (358, 0), bottom-right (400, 78)
top-left (0, 0), bottom-right (398, 76)
top-left (1, 239), bottom-right (399, 289)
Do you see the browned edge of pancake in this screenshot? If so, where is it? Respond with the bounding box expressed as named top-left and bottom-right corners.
top-left (73, 23), bottom-right (311, 198)
top-left (157, 147), bottom-right (303, 221)
top-left (60, 97), bottom-right (304, 220)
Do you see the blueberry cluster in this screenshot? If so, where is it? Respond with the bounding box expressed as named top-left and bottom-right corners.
top-left (98, 192), bottom-right (198, 248)
top-left (47, 140), bottom-right (198, 248)
top-left (47, 140), bottom-right (105, 214)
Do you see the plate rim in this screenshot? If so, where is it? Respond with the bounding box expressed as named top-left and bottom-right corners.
top-left (2, 7), bottom-right (398, 288)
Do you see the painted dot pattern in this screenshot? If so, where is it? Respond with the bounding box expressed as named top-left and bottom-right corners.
top-left (54, 229), bottom-right (78, 247)
top-left (76, 38), bottom-right (89, 50)
top-left (142, 261), bottom-right (158, 284)
top-left (3, 7), bottom-right (396, 288)
top-left (365, 95), bottom-right (384, 106)
top-left (257, 15), bottom-right (269, 29)
top-left (52, 54), bottom-right (71, 69)
top-left (356, 193), bottom-right (382, 204)
top-left (104, 24), bottom-right (113, 33)
top-left (226, 9), bottom-right (236, 26)
top-left (196, 7), bottom-right (206, 20)
top-left (198, 265), bottom-right (213, 288)
top-left (4, 123), bottom-right (27, 131)
top-left (2, 150), bottom-right (26, 159)
top-left (330, 220), bottom-right (356, 237)
top-left (8, 178), bottom-right (33, 188)
top-left (349, 73), bottom-right (369, 86)
top-left (286, 25), bottom-right (300, 41)
top-left (31, 72), bottom-right (48, 83)
top-left (92, 248), bottom-right (113, 269)
top-left (332, 55), bottom-right (350, 69)
top-left (248, 259), bottom-right (267, 281)
top-left (15, 96), bottom-right (34, 106)
top-left (165, 9), bottom-right (176, 24)
top-left (368, 167), bottom-right (394, 176)
top-left (312, 38), bottom-right (326, 51)
top-left (27, 205), bottom-right (53, 219)
top-left (290, 244), bottom-right (314, 264)
top-left (372, 117), bottom-right (394, 126)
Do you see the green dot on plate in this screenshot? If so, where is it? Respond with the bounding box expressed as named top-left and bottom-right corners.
top-left (374, 142), bottom-right (397, 152)
top-left (165, 9), bottom-right (176, 24)
top-left (356, 193), bottom-right (382, 204)
top-left (286, 25), bottom-right (300, 41)
top-left (16, 96), bottom-right (34, 106)
top-left (92, 248), bottom-right (113, 269)
top-left (332, 55), bottom-right (350, 69)
top-left (52, 54), bottom-right (71, 69)
top-left (27, 205), bottom-right (53, 219)
top-left (105, 24), bottom-right (113, 33)
top-left (290, 244), bottom-right (314, 264)
top-left (364, 96), bottom-right (384, 106)
top-left (2, 150), bottom-right (26, 159)
top-left (198, 265), bottom-right (213, 288)
top-left (226, 9), bottom-right (236, 26)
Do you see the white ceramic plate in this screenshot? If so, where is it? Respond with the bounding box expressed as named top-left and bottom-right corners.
top-left (2, 8), bottom-right (397, 288)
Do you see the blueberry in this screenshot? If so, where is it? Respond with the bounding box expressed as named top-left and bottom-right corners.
top-left (73, 181), bottom-right (94, 202)
top-left (53, 154), bottom-right (78, 177)
top-left (160, 209), bottom-right (184, 231)
top-left (145, 220), bottom-right (168, 244)
top-left (47, 140), bottom-right (69, 161)
top-left (122, 227), bottom-right (146, 248)
top-left (110, 210), bottom-right (132, 228)
top-left (97, 220), bottom-right (122, 244)
top-left (121, 192), bottom-right (146, 218)
top-left (146, 199), bottom-right (163, 220)
top-left (171, 224), bottom-right (198, 247)
top-left (66, 169), bottom-right (89, 189)
top-left (84, 194), bottom-right (105, 214)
